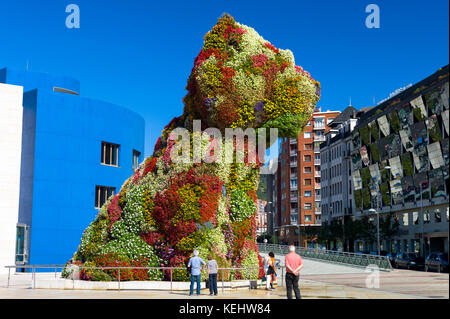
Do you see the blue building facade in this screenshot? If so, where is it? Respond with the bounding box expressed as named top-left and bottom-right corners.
top-left (0, 68), bottom-right (145, 266)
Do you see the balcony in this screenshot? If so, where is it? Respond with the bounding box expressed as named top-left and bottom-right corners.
top-left (289, 138), bottom-right (297, 144)
top-left (315, 195), bottom-right (321, 201)
top-left (314, 171), bottom-right (321, 178)
top-left (290, 185), bottom-right (297, 191)
top-left (314, 124), bottom-right (325, 130)
top-left (290, 196), bottom-right (298, 202)
top-left (314, 135), bottom-right (326, 142)
top-left (314, 147), bottom-right (321, 153)
top-left (314, 159), bottom-right (321, 165)
top-left (314, 183), bottom-right (321, 189)
top-left (290, 161), bottom-right (297, 167)
top-left (290, 150), bottom-right (297, 156)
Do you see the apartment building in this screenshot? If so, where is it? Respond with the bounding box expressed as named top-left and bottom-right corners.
top-left (275, 107), bottom-right (340, 246)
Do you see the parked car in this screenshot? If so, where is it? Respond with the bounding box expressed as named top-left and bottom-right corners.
top-left (425, 253), bottom-right (449, 273)
top-left (395, 252), bottom-right (425, 270)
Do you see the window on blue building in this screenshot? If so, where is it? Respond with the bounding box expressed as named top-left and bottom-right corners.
top-left (95, 186), bottom-right (115, 209)
top-left (133, 150), bottom-right (141, 171)
top-left (15, 224), bottom-right (30, 264)
top-left (101, 142), bottom-right (119, 166)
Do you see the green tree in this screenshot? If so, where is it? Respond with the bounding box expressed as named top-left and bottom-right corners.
top-left (355, 216), bottom-right (376, 245)
top-left (379, 213), bottom-right (400, 241)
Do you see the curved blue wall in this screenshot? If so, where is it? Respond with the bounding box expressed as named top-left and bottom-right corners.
top-left (1, 68), bottom-right (144, 266)
top-left (0, 67), bottom-right (80, 94)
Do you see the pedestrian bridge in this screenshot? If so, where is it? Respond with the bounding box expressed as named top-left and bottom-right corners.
top-left (258, 244), bottom-right (392, 272)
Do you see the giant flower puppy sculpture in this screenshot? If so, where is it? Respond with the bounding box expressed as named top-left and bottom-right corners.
top-left (64, 14), bottom-right (320, 282)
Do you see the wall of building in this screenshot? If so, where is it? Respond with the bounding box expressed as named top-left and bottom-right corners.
top-left (351, 66), bottom-right (449, 256)
top-left (27, 90), bottom-right (145, 265)
top-left (276, 110), bottom-right (340, 245)
top-left (0, 83), bottom-right (24, 273)
top-left (0, 68), bottom-right (145, 267)
top-left (321, 117), bottom-right (358, 224)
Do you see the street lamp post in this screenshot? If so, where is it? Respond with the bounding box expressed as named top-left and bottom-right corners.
top-left (369, 165), bottom-right (391, 256)
top-left (420, 183), bottom-right (426, 259)
top-left (369, 208), bottom-right (380, 256)
top-left (266, 201), bottom-right (273, 237)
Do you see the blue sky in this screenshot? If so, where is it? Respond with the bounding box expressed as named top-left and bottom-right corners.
top-left (0, 0), bottom-right (448, 158)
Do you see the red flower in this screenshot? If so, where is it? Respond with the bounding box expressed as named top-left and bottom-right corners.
top-left (143, 157), bottom-right (158, 177)
top-left (264, 42), bottom-right (279, 54)
top-left (107, 195), bottom-right (122, 230)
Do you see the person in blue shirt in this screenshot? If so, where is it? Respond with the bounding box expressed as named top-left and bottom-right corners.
top-left (188, 250), bottom-right (206, 295)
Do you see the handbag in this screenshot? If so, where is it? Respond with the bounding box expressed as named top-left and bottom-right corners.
top-left (186, 266), bottom-right (192, 276)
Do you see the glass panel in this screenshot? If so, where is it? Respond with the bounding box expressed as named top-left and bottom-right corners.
top-left (15, 226), bottom-right (24, 255)
top-left (434, 209), bottom-right (441, 223)
top-left (105, 145), bottom-right (111, 165)
top-left (95, 186), bottom-right (99, 207)
top-left (111, 145), bottom-right (117, 166)
top-left (413, 211), bottom-right (419, 225)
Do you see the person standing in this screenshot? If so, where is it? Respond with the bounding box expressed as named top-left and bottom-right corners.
top-left (207, 254), bottom-right (218, 296)
top-left (188, 250), bottom-right (206, 296)
top-left (264, 252), bottom-right (276, 291)
top-left (284, 244), bottom-right (303, 299)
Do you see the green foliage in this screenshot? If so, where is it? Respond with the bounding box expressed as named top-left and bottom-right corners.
top-left (262, 112), bottom-right (310, 139)
top-left (239, 250), bottom-right (260, 280)
top-left (413, 107), bottom-right (426, 121)
top-left (387, 111), bottom-right (401, 133)
top-left (176, 230), bottom-right (207, 252)
top-left (360, 167), bottom-right (372, 188)
top-left (380, 213), bottom-right (399, 240)
top-left (354, 189), bottom-right (362, 210)
top-left (229, 188), bottom-right (256, 222)
top-left (380, 182), bottom-right (391, 206)
top-left (99, 233), bottom-right (161, 264)
top-left (79, 212), bottom-right (110, 260)
top-left (369, 122), bottom-right (379, 141)
top-left (356, 216), bottom-right (376, 243)
top-left (427, 117), bottom-right (442, 143)
top-left (380, 163), bottom-right (391, 183)
top-left (359, 126), bottom-right (371, 145)
top-left (270, 234), bottom-right (278, 244)
top-left (369, 143), bottom-right (380, 163)
top-left (362, 188), bottom-right (371, 210)
top-left (400, 152), bottom-right (414, 176)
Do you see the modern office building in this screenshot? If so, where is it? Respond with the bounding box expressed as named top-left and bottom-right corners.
top-left (0, 68), bottom-right (145, 272)
top-left (275, 107), bottom-right (340, 246)
top-left (351, 65), bottom-right (449, 256)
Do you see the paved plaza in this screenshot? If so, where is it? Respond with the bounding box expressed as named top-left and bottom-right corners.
top-left (1, 256), bottom-right (447, 299)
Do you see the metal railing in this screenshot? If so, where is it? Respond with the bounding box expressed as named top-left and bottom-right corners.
top-left (258, 244), bottom-right (392, 271)
top-left (4, 265), bottom-right (287, 292)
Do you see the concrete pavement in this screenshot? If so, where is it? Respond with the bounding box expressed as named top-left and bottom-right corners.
top-left (1, 270), bottom-right (446, 299)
